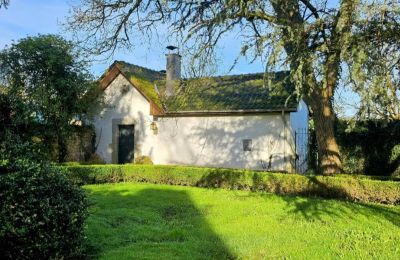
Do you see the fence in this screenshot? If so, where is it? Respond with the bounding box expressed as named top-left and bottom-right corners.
top-left (294, 128), bottom-right (309, 174)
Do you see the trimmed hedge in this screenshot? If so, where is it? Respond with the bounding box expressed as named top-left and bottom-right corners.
top-left (63, 164), bottom-right (400, 205)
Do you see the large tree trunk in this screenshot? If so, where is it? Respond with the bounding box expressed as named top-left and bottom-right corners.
top-left (269, 0), bottom-right (344, 174)
top-left (309, 94), bottom-right (343, 175)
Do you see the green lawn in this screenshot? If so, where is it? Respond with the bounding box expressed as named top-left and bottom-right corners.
top-left (85, 183), bottom-right (400, 259)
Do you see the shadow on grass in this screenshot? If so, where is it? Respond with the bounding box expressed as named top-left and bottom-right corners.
top-left (279, 193), bottom-right (400, 227)
top-left (279, 176), bottom-right (400, 228)
top-left (197, 169), bottom-right (400, 228)
top-left (85, 186), bottom-right (235, 259)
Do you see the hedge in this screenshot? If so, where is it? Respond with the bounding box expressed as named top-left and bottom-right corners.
top-left (63, 164), bottom-right (400, 205)
top-left (1, 162), bottom-right (87, 259)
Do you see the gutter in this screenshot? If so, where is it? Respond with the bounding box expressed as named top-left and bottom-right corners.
top-left (156, 108), bottom-right (297, 117)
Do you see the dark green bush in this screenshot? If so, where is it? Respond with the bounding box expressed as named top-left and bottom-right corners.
top-left (0, 162), bottom-right (88, 259)
top-left (339, 120), bottom-right (399, 176)
top-left (64, 164), bottom-right (400, 204)
top-left (308, 120), bottom-right (400, 176)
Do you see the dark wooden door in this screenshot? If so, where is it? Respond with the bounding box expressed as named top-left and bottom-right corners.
top-left (118, 125), bottom-right (134, 164)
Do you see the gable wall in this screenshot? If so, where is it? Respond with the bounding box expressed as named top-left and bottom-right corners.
top-left (94, 74), bottom-right (297, 171)
top-left (94, 74), bottom-right (154, 163)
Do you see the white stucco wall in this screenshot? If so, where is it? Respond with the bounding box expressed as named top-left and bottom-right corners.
top-left (94, 74), bottom-right (154, 163)
top-left (94, 74), bottom-right (300, 172)
top-left (153, 114), bottom-right (295, 171)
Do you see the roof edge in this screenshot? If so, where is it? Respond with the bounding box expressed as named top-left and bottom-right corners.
top-left (156, 108), bottom-right (297, 117)
top-left (99, 61), bottom-right (165, 115)
top-left (99, 62), bottom-right (122, 89)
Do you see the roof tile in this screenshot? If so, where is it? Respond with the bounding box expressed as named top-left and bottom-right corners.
top-left (116, 61), bottom-right (298, 113)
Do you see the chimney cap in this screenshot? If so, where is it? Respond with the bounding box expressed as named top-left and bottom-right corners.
top-left (166, 45), bottom-right (178, 51)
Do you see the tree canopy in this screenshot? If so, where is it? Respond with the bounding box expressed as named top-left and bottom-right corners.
top-left (347, 30), bottom-right (400, 121)
top-left (65, 0), bottom-right (400, 174)
top-left (0, 34), bottom-right (98, 162)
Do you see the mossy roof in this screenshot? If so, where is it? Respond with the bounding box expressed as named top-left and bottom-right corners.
top-left (116, 61), bottom-right (164, 107)
top-left (116, 61), bottom-right (298, 113)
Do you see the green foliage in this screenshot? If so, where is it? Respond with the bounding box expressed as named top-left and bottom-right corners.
top-left (85, 153), bottom-right (107, 165)
top-left (0, 34), bottom-right (98, 162)
top-left (0, 87), bottom-right (39, 156)
top-left (134, 155), bottom-right (153, 165)
top-left (64, 164), bottom-right (400, 204)
top-left (308, 120), bottom-right (400, 176)
top-left (0, 126), bottom-right (49, 173)
top-left (336, 120), bottom-right (400, 176)
top-left (0, 88), bottom-right (31, 131)
top-left (346, 4), bottom-right (400, 121)
top-left (0, 161), bottom-right (88, 259)
top-left (391, 145), bottom-right (400, 177)
top-left (0, 122), bottom-right (88, 258)
top-left (85, 183), bottom-right (400, 259)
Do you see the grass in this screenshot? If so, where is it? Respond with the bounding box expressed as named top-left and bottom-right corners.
top-left (85, 183), bottom-right (400, 259)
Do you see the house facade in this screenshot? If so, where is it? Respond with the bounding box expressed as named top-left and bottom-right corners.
top-left (94, 54), bottom-right (308, 172)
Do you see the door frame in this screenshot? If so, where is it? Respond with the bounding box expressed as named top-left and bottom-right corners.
top-left (111, 118), bottom-right (137, 164)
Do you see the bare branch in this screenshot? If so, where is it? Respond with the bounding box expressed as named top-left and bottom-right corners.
top-left (0, 0), bottom-right (9, 9)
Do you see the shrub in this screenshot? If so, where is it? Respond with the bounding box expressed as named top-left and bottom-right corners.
top-left (338, 120), bottom-right (399, 176)
top-left (134, 156), bottom-right (153, 165)
top-left (390, 144), bottom-right (400, 177)
top-left (64, 164), bottom-right (400, 204)
top-left (0, 162), bottom-right (88, 259)
top-left (85, 153), bottom-right (106, 164)
top-left (309, 120), bottom-right (400, 176)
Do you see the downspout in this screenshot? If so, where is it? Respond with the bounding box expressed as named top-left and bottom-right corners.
top-left (281, 109), bottom-right (288, 172)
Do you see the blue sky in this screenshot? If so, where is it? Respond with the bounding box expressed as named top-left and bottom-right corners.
top-left (0, 0), bottom-right (265, 77)
top-left (0, 0), bottom-right (358, 117)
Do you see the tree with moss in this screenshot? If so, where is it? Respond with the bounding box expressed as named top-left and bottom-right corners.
top-left (0, 35), bottom-right (98, 162)
top-left (66, 0), bottom-right (400, 174)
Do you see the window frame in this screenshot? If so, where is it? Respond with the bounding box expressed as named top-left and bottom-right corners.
top-left (242, 139), bottom-right (252, 152)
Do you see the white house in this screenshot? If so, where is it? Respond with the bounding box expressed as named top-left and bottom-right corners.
top-left (94, 53), bottom-right (308, 173)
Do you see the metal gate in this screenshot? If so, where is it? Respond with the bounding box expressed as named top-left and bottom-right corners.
top-left (294, 128), bottom-right (309, 174)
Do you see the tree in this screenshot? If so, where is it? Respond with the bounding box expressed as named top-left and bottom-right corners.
top-left (0, 0), bottom-right (9, 8)
top-left (347, 20), bottom-right (400, 121)
top-left (65, 0), bottom-right (400, 174)
top-left (0, 35), bottom-right (98, 162)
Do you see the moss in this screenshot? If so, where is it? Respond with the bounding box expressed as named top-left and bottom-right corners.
top-left (116, 61), bottom-right (164, 108)
top-left (129, 76), bottom-right (163, 107)
top-left (164, 71), bottom-right (297, 112)
top-left (116, 61), bottom-right (297, 112)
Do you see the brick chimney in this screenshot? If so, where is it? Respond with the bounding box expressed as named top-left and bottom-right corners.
top-left (165, 53), bottom-right (181, 97)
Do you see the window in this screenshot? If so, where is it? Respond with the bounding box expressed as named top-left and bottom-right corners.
top-left (243, 139), bottom-right (252, 151)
